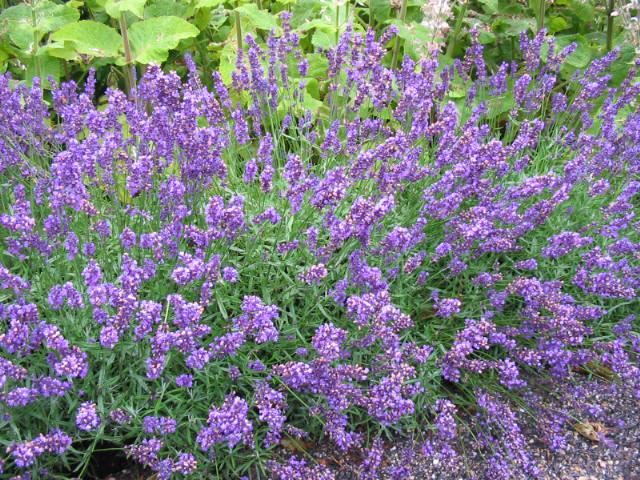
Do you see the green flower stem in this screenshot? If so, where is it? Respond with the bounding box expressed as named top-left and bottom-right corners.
top-left (537, 0), bottom-right (545, 32)
top-left (31, 3), bottom-right (41, 88)
top-left (391, 0), bottom-right (408, 70)
top-left (446, 1), bottom-right (468, 58)
top-left (336, 3), bottom-right (340, 45)
top-left (235, 3), bottom-right (243, 51)
top-left (606, 0), bottom-right (615, 51)
top-left (119, 13), bottom-right (136, 99)
top-left (369, 0), bottom-right (374, 27)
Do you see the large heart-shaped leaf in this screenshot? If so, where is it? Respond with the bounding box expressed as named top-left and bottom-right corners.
top-left (145, 0), bottom-right (191, 18)
top-left (195, 0), bottom-right (226, 7)
top-left (311, 28), bottom-right (336, 50)
top-left (218, 41), bottom-right (237, 85)
top-left (128, 16), bottom-right (199, 64)
top-left (478, 0), bottom-right (499, 15)
top-left (370, 0), bottom-right (391, 23)
top-left (51, 21), bottom-right (122, 57)
top-left (101, 0), bottom-right (146, 19)
top-left (555, 34), bottom-right (591, 68)
top-left (0, 0), bottom-right (79, 51)
top-left (235, 4), bottom-right (279, 31)
top-left (25, 53), bottom-right (61, 87)
top-left (40, 42), bottom-right (80, 61)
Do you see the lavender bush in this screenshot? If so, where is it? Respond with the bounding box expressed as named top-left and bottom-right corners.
top-left (0, 18), bottom-right (639, 479)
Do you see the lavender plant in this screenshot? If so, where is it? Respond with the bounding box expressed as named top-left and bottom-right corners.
top-left (0, 18), bottom-right (639, 479)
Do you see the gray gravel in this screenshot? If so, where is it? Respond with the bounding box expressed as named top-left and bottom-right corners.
top-left (307, 377), bottom-right (640, 480)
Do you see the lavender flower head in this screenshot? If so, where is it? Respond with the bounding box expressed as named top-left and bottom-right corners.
top-left (76, 402), bottom-right (100, 431)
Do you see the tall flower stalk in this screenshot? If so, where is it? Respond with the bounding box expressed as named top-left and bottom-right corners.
top-left (0, 22), bottom-right (638, 479)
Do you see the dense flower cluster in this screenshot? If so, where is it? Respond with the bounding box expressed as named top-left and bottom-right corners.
top-left (0, 19), bottom-right (638, 479)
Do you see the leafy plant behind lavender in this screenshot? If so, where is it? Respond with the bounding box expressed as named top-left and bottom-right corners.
top-left (0, 19), bottom-right (639, 480)
top-left (0, 0), bottom-right (636, 97)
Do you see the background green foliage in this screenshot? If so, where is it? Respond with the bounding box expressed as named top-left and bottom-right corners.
top-left (0, 0), bottom-right (634, 95)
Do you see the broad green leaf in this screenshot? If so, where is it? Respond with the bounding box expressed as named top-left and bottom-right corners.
top-left (25, 53), bottom-right (61, 87)
top-left (370, 0), bottom-right (391, 22)
top-left (128, 16), bottom-right (199, 64)
top-left (219, 41), bottom-right (237, 85)
top-left (51, 20), bottom-right (122, 57)
top-left (487, 93), bottom-right (514, 119)
top-left (478, 31), bottom-right (496, 44)
top-left (0, 4), bottom-right (38, 51)
top-left (102, 0), bottom-right (146, 18)
top-left (500, 0), bottom-right (525, 14)
top-left (0, 0), bottom-right (79, 51)
top-left (195, 0), bottom-right (226, 7)
top-left (35, 1), bottom-right (80, 34)
top-left (305, 77), bottom-right (319, 99)
top-left (145, 0), bottom-right (191, 18)
top-left (569, 0), bottom-right (594, 23)
top-left (447, 79), bottom-right (467, 99)
top-left (193, 7), bottom-right (212, 30)
top-left (291, 0), bottom-right (323, 28)
top-left (235, 4), bottom-right (279, 31)
top-left (389, 19), bottom-right (414, 41)
top-left (296, 18), bottom-right (333, 32)
top-left (548, 16), bottom-right (570, 34)
top-left (609, 44), bottom-right (635, 86)
top-left (555, 34), bottom-right (591, 68)
top-left (302, 90), bottom-right (323, 113)
top-left (504, 18), bottom-right (536, 36)
top-left (311, 29), bottom-right (336, 49)
top-left (306, 53), bottom-right (328, 79)
top-left (478, 0), bottom-right (499, 15)
top-left (0, 47), bottom-right (9, 73)
top-left (39, 42), bottom-right (79, 61)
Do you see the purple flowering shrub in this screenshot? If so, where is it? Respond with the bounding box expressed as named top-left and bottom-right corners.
top-left (0, 19), bottom-right (639, 479)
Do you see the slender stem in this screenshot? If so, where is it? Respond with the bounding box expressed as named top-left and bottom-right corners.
top-left (335, 3), bottom-right (340, 45)
top-left (119, 13), bottom-right (136, 99)
top-left (256, 0), bottom-right (262, 9)
top-left (606, 0), bottom-right (615, 51)
top-left (195, 38), bottom-right (211, 89)
top-left (510, 36), bottom-right (515, 63)
top-left (31, 3), bottom-right (41, 88)
top-left (369, 0), bottom-right (373, 27)
top-left (391, 0), bottom-right (408, 70)
top-left (537, 0), bottom-right (545, 32)
top-left (446, 1), bottom-right (468, 57)
top-left (235, 10), bottom-right (243, 50)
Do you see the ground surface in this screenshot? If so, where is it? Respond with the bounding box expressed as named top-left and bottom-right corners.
top-left (312, 377), bottom-right (640, 480)
top-left (101, 377), bottom-right (640, 480)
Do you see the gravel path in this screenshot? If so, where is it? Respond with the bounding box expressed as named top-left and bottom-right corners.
top-left (309, 377), bottom-right (640, 480)
top-left (102, 377), bottom-right (640, 479)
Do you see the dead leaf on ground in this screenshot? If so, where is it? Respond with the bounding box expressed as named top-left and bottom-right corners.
top-left (280, 437), bottom-right (314, 453)
top-left (573, 421), bottom-right (610, 442)
top-left (573, 362), bottom-right (617, 380)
